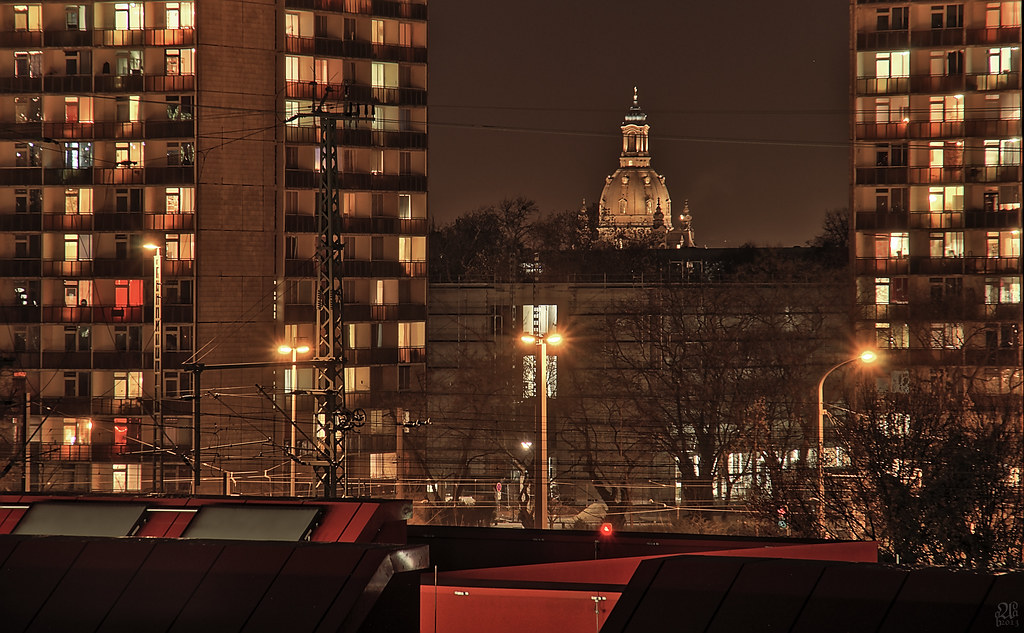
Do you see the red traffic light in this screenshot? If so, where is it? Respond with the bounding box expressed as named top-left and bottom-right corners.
top-left (599, 523), bottom-right (613, 537)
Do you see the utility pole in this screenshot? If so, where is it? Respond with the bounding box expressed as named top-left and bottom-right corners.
top-left (291, 87), bottom-right (373, 498)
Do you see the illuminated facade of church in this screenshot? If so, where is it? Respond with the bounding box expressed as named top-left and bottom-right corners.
top-left (596, 89), bottom-right (695, 247)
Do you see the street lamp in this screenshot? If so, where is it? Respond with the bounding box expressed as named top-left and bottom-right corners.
top-left (816, 349), bottom-right (877, 534)
top-left (142, 243), bottom-right (163, 492)
top-left (278, 343), bottom-right (311, 496)
top-left (520, 330), bottom-right (562, 529)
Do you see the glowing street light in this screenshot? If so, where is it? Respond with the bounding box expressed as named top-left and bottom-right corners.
top-left (278, 344), bottom-right (311, 496)
top-left (816, 349), bottom-right (877, 534)
top-left (520, 331), bottom-right (562, 529)
top-left (142, 243), bottom-right (164, 492)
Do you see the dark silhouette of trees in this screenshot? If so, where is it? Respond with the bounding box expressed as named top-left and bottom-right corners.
top-left (828, 383), bottom-right (1023, 569)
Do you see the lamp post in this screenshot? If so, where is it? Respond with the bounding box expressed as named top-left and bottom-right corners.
top-left (278, 344), bottom-right (310, 497)
top-left (142, 243), bottom-right (162, 492)
top-left (816, 349), bottom-right (877, 535)
top-left (520, 331), bottom-right (562, 529)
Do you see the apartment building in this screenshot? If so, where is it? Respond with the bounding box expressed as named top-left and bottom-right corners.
top-left (851, 1), bottom-right (1022, 398)
top-left (0, 0), bottom-right (427, 495)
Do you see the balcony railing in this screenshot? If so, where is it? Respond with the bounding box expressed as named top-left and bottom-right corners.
top-left (284, 125), bottom-right (426, 149)
top-left (854, 211), bottom-right (910, 231)
top-left (38, 119), bottom-right (194, 141)
top-left (285, 80), bottom-right (426, 106)
top-left (855, 30), bottom-right (909, 50)
top-left (286, 35), bottom-right (426, 63)
top-left (967, 26), bottom-right (1022, 46)
top-left (283, 0), bottom-right (427, 20)
top-left (31, 442), bottom-right (134, 462)
top-left (855, 258), bottom-right (910, 275)
top-left (910, 28), bottom-right (964, 47)
top-left (284, 169), bottom-right (426, 191)
top-left (41, 305), bottom-right (148, 323)
top-left (968, 72), bottom-right (1020, 91)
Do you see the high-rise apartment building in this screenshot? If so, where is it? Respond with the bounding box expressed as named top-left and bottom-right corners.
top-left (851, 1), bottom-right (1022, 398)
top-left (0, 0), bottom-right (427, 495)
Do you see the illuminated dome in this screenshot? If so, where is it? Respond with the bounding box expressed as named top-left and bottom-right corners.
top-left (597, 88), bottom-right (694, 247)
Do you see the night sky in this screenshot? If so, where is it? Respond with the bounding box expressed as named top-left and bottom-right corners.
top-left (428, 0), bottom-right (851, 247)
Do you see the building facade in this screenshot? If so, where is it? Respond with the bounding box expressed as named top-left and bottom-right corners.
top-left (851, 0), bottom-right (1022, 398)
top-left (422, 250), bottom-right (850, 528)
top-left (0, 0), bottom-right (427, 495)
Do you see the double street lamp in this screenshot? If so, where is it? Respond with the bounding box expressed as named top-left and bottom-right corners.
top-left (520, 331), bottom-right (562, 529)
top-left (278, 344), bottom-right (310, 496)
top-left (816, 349), bottom-right (877, 534)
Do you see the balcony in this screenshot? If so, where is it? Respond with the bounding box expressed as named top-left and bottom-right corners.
top-left (41, 351), bottom-right (91, 368)
top-left (94, 351), bottom-right (149, 370)
top-left (147, 213), bottom-right (195, 231)
top-left (0, 305), bottom-right (41, 323)
top-left (0, 76), bottom-right (43, 93)
top-left (89, 27), bottom-right (195, 47)
top-left (858, 303), bottom-right (911, 322)
top-left (907, 212), bottom-right (962, 229)
top-left (41, 260), bottom-right (93, 277)
top-left (398, 347), bottom-right (425, 363)
top-left (855, 167), bottom-right (908, 185)
top-left (854, 122), bottom-right (907, 141)
top-left (39, 120), bottom-right (194, 141)
top-left (855, 258), bottom-right (910, 276)
top-left (0, 167), bottom-right (43, 186)
top-left (980, 118), bottom-right (1022, 137)
top-left (41, 305), bottom-right (148, 323)
top-left (284, 125), bottom-right (427, 149)
top-left (32, 443), bottom-right (134, 462)
top-left (855, 76), bottom-right (908, 96)
top-left (968, 72), bottom-right (1020, 91)
top-left (0, 29), bottom-right (43, 46)
top-left (903, 166), bottom-right (1022, 185)
top-left (91, 74), bottom-right (196, 93)
top-left (283, 0), bottom-right (427, 20)
top-left (855, 30), bottom-right (908, 50)
top-left (283, 304), bottom-right (315, 323)
top-left (910, 28), bottom-right (964, 47)
top-left (286, 35), bottom-right (426, 64)
top-left (285, 81), bottom-right (426, 107)
top-left (906, 120), bottom-right (963, 139)
top-left (0, 214), bottom-right (42, 231)
top-left (43, 168), bottom-right (93, 186)
top-left (94, 213), bottom-right (144, 231)
top-left (0, 259), bottom-right (41, 276)
top-left (854, 211), bottom-right (909, 231)
top-left (967, 26), bottom-right (1022, 46)
top-left (41, 29), bottom-right (92, 47)
top-left (43, 75), bottom-right (94, 93)
top-left (908, 74), bottom-right (966, 93)
top-left (963, 209), bottom-right (1021, 229)
top-left (284, 169), bottom-right (426, 191)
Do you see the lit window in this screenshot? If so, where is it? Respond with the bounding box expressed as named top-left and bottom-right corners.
top-left (165, 233), bottom-right (194, 260)
top-left (114, 3), bottom-right (143, 30)
top-left (875, 51), bottom-right (910, 78)
top-left (114, 279), bottom-right (144, 307)
top-left (113, 371), bottom-right (143, 398)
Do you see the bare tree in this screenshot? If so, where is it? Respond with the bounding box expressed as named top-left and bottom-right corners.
top-left (829, 383), bottom-right (1022, 569)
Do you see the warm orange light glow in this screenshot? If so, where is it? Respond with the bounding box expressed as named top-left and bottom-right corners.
top-left (599, 523), bottom-right (613, 536)
top-left (859, 350), bottom-right (878, 363)
top-left (520, 334), bottom-right (537, 345)
top-left (142, 243), bottom-right (159, 251)
top-left (278, 344), bottom-right (311, 355)
top-left (546, 332), bottom-right (563, 345)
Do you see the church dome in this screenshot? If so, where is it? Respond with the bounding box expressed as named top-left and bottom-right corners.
top-left (598, 88), bottom-right (672, 234)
